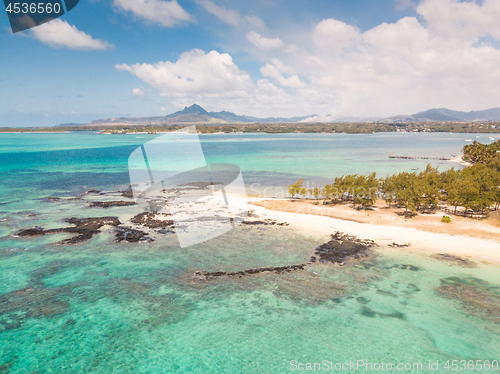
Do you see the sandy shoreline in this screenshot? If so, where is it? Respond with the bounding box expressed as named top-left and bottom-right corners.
top-left (448, 154), bottom-right (473, 167)
top-left (231, 195), bottom-right (500, 263)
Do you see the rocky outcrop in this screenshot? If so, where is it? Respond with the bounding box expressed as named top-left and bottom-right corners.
top-left (16, 217), bottom-right (121, 244)
top-left (130, 212), bottom-right (174, 229)
top-left (88, 201), bottom-right (136, 208)
top-left (242, 218), bottom-right (289, 226)
top-left (314, 232), bottom-right (375, 265)
top-left (389, 242), bottom-right (411, 248)
top-left (115, 227), bottom-right (152, 243)
top-left (193, 232), bottom-right (375, 281)
top-left (193, 263), bottom-right (307, 280)
top-left (120, 189), bottom-right (134, 198)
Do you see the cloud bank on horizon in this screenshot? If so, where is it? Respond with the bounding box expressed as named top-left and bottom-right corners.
top-left (3, 0), bottom-right (500, 126)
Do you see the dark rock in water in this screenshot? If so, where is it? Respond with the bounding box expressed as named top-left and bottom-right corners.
top-left (194, 263), bottom-right (307, 280)
top-left (130, 212), bottom-right (174, 229)
top-left (120, 189), bottom-right (134, 198)
top-left (83, 189), bottom-right (103, 195)
top-left (242, 218), bottom-right (289, 226)
top-left (62, 217), bottom-right (122, 244)
top-left (17, 227), bottom-right (47, 236)
top-left (157, 228), bottom-right (176, 234)
top-left (66, 217), bottom-right (121, 231)
top-left (15, 217), bottom-right (121, 244)
top-left (194, 231), bottom-right (377, 282)
top-left (432, 253), bottom-right (476, 267)
top-left (314, 232), bottom-right (374, 265)
top-left (89, 201), bottom-right (136, 208)
top-left (389, 242), bottom-right (411, 248)
top-left (45, 197), bottom-right (61, 202)
top-left (115, 227), bottom-right (152, 243)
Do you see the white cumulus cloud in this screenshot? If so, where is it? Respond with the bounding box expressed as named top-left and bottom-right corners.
top-left (417, 0), bottom-right (500, 40)
top-left (31, 19), bottom-right (113, 50)
top-left (116, 49), bottom-right (253, 96)
top-left (113, 0), bottom-right (192, 27)
top-left (199, 0), bottom-right (241, 26)
top-left (246, 31), bottom-right (283, 51)
top-left (312, 19), bottom-right (360, 52)
top-left (260, 63), bottom-right (304, 88)
top-left (115, 0), bottom-right (500, 118)
top-left (115, 49), bottom-right (297, 116)
top-left (132, 88), bottom-right (145, 96)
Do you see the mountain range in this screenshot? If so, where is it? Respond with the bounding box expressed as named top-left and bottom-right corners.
top-left (76, 104), bottom-right (316, 127)
top-left (384, 107), bottom-right (500, 122)
top-left (60, 104), bottom-right (500, 127)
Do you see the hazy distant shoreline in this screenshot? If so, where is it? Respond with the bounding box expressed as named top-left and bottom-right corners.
top-left (2, 123), bottom-right (500, 135)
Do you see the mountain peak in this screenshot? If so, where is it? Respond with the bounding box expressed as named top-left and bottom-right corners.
top-left (180, 104), bottom-right (208, 115)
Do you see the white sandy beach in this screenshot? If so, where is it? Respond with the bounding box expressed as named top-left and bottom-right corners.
top-left (230, 195), bottom-right (500, 263)
top-left (448, 155), bottom-right (473, 167)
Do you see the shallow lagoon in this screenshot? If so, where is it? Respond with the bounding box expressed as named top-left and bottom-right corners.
top-left (0, 132), bottom-right (499, 373)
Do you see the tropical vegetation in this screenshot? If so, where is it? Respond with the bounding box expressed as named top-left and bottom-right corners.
top-left (287, 141), bottom-right (500, 218)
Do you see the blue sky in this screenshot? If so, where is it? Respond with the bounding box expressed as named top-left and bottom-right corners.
top-left (1, 0), bottom-right (500, 127)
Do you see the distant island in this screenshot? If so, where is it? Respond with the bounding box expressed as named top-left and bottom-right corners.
top-left (2, 104), bottom-right (500, 133)
top-left (62, 104), bottom-right (500, 127)
top-left (61, 104), bottom-right (317, 127)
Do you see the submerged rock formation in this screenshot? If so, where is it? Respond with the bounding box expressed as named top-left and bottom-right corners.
top-left (193, 232), bottom-right (375, 281)
top-left (88, 201), bottom-right (136, 208)
top-left (388, 242), bottom-right (411, 248)
top-left (115, 227), bottom-right (152, 243)
top-left (130, 212), bottom-right (174, 229)
top-left (436, 277), bottom-right (500, 323)
top-left (432, 253), bottom-right (476, 267)
top-left (314, 232), bottom-right (375, 265)
top-left (0, 286), bottom-right (71, 331)
top-left (16, 217), bottom-right (121, 244)
top-left (242, 218), bottom-right (289, 226)
top-left (193, 263), bottom-right (307, 280)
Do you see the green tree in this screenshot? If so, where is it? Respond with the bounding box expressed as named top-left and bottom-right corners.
top-left (380, 174), bottom-right (397, 206)
top-left (352, 172), bottom-right (378, 209)
top-left (419, 164), bottom-right (441, 211)
top-left (392, 171), bottom-right (423, 214)
top-left (486, 154), bottom-right (500, 172)
top-left (308, 187), bottom-right (322, 201)
top-left (287, 179), bottom-right (306, 200)
top-left (461, 164), bottom-right (495, 212)
top-left (441, 168), bottom-right (462, 214)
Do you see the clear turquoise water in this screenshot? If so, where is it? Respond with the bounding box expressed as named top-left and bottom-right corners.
top-left (0, 131), bottom-right (489, 198)
top-left (1, 132), bottom-right (499, 373)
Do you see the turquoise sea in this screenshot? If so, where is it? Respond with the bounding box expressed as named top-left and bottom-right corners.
top-left (1, 132), bottom-right (500, 373)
